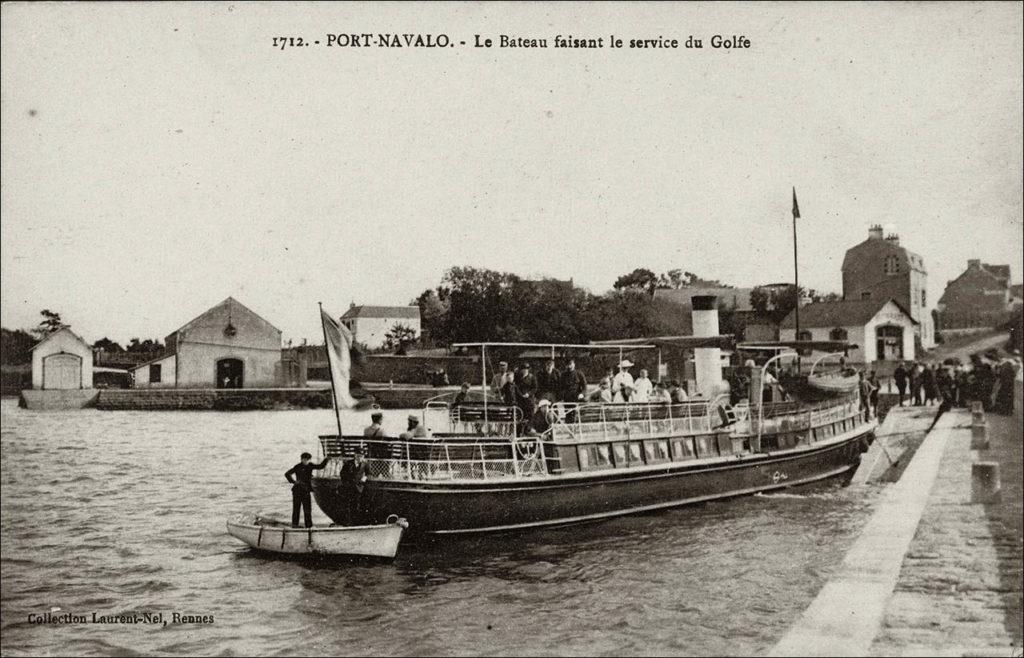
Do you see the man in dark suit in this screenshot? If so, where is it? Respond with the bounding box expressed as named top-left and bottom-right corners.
top-left (536, 360), bottom-right (561, 402)
top-left (285, 452), bottom-right (331, 528)
top-left (340, 447), bottom-right (370, 525)
top-left (561, 358), bottom-right (588, 403)
top-left (515, 362), bottom-right (537, 434)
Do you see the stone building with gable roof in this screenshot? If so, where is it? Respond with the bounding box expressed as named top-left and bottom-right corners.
top-left (130, 297), bottom-right (283, 388)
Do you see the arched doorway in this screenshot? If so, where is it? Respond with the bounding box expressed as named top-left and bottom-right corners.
top-left (875, 325), bottom-right (904, 362)
top-left (43, 352), bottom-right (82, 389)
top-left (216, 358), bottom-right (244, 388)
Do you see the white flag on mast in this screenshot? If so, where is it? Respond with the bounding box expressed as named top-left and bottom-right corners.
top-left (320, 308), bottom-right (358, 409)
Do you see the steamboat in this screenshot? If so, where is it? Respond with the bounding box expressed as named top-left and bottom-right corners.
top-left (311, 296), bottom-right (877, 534)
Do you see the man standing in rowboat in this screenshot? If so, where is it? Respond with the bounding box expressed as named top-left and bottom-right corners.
top-left (285, 452), bottom-right (331, 528)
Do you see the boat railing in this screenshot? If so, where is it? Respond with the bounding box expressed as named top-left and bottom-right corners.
top-left (547, 399), bottom-right (720, 443)
top-left (738, 395), bottom-right (865, 437)
top-left (318, 434), bottom-right (547, 482)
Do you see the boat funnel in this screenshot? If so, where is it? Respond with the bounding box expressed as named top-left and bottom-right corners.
top-left (691, 296), bottom-right (724, 398)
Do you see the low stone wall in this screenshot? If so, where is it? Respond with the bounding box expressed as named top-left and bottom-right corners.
top-left (95, 388), bottom-right (333, 411)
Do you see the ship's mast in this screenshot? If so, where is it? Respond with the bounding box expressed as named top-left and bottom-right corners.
top-left (792, 187), bottom-right (801, 341)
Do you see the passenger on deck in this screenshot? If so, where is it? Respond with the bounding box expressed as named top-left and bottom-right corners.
top-left (531, 398), bottom-right (556, 434)
top-left (669, 380), bottom-right (689, 403)
top-left (590, 378), bottom-right (614, 403)
top-left (536, 360), bottom-right (561, 402)
top-left (515, 362), bottom-right (538, 432)
top-left (363, 411), bottom-right (387, 458)
top-left (503, 373), bottom-right (518, 405)
top-left (612, 360), bottom-right (635, 402)
top-left (491, 361), bottom-right (515, 405)
top-left (560, 358), bottom-right (588, 402)
top-left (633, 369), bottom-right (653, 402)
top-left (363, 411), bottom-right (385, 438)
top-left (652, 381), bottom-right (672, 403)
top-left (613, 383), bottom-right (633, 403)
top-left (453, 383), bottom-right (471, 406)
top-left (399, 414), bottom-right (431, 439)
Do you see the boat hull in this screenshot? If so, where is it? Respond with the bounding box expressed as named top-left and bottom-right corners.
top-left (312, 429), bottom-right (868, 534)
top-left (226, 514), bottom-right (406, 558)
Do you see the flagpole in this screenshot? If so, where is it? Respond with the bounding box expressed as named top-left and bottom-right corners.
top-left (792, 187), bottom-right (801, 342)
top-left (318, 301), bottom-right (344, 438)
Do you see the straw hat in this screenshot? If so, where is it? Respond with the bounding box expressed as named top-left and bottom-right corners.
top-left (618, 359), bottom-right (634, 368)
top-left (407, 414), bottom-right (420, 423)
top-left (537, 398), bottom-right (551, 408)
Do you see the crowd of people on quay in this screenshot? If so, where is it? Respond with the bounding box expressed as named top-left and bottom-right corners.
top-left (890, 353), bottom-right (1020, 415)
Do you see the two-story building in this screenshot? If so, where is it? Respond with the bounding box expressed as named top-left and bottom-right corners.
top-left (841, 225), bottom-right (934, 349)
top-left (935, 260), bottom-right (1020, 338)
top-left (340, 305), bottom-right (421, 350)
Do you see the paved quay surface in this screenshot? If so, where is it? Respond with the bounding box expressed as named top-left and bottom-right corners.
top-left (771, 405), bottom-right (1023, 657)
top-left (870, 410), bottom-right (1023, 657)
top-left (770, 409), bottom-right (953, 656)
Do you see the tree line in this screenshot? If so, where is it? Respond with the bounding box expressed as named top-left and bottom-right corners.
top-left (410, 266), bottom-right (838, 349)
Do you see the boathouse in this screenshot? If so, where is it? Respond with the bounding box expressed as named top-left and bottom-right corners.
top-left (130, 297), bottom-right (283, 389)
top-left (31, 326), bottom-right (93, 390)
top-left (779, 297), bottom-right (916, 365)
top-left (340, 304), bottom-right (421, 350)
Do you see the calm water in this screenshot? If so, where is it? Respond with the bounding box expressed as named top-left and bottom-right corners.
top-left (0, 398), bottom-right (881, 656)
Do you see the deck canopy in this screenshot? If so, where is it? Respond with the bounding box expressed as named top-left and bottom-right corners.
top-left (590, 335), bottom-right (735, 350)
top-left (452, 341), bottom-right (657, 350)
top-left (736, 340), bottom-right (859, 352)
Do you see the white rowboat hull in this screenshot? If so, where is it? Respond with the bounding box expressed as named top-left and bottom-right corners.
top-left (227, 513), bottom-right (407, 558)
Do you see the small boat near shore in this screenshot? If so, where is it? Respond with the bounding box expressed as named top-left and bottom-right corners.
top-left (226, 512), bottom-right (408, 558)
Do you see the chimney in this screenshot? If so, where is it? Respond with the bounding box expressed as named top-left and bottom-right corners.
top-left (885, 233), bottom-right (900, 247)
top-left (968, 259), bottom-right (981, 269)
top-left (868, 225), bottom-right (884, 240)
top-left (691, 295), bottom-right (724, 399)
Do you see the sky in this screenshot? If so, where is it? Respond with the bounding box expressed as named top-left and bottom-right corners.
top-left (2, 2), bottom-right (1022, 345)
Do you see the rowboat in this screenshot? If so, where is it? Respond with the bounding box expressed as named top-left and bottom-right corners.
top-left (226, 512), bottom-right (408, 558)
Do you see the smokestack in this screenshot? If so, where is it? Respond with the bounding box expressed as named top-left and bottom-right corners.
top-left (691, 295), bottom-right (723, 398)
top-left (868, 225), bottom-right (883, 240)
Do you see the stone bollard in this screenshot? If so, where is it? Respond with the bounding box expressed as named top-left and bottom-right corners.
top-left (971, 462), bottom-right (1001, 504)
top-left (971, 419), bottom-right (990, 450)
top-left (970, 400), bottom-right (984, 414)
